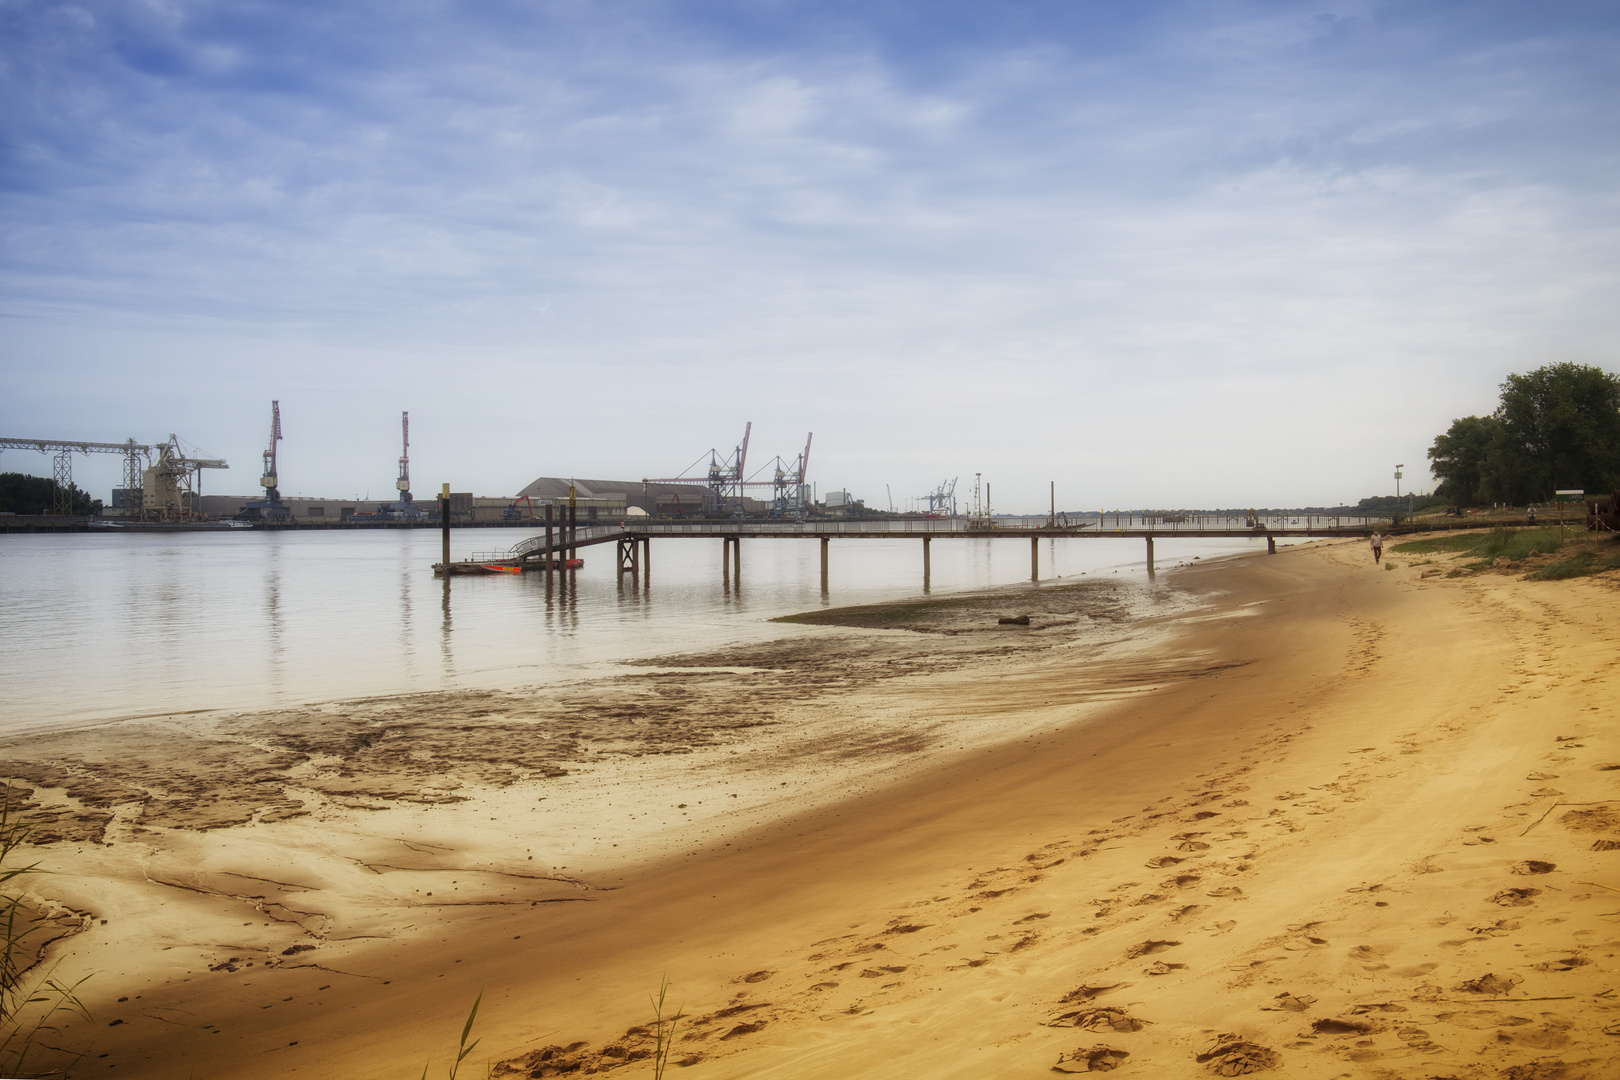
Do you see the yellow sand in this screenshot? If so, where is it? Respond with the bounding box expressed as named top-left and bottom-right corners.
top-left (24, 537), bottom-right (1620, 1078)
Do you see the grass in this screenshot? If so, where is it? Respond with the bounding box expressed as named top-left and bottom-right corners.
top-left (420, 991), bottom-right (486, 1080)
top-left (1392, 526), bottom-right (1565, 562)
top-left (649, 974), bottom-right (684, 1080)
top-left (1, 789), bottom-right (91, 1079)
top-left (1392, 525), bottom-right (1620, 581)
top-left (1530, 547), bottom-right (1620, 581)
top-left (1390, 534), bottom-right (1484, 555)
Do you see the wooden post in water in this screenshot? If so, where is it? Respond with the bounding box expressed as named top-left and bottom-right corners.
top-left (1145, 536), bottom-right (1155, 574)
top-left (544, 503), bottom-right (554, 577)
top-left (1031, 535), bottom-right (1039, 580)
top-left (1267, 535), bottom-right (1277, 555)
top-left (820, 536), bottom-right (829, 593)
top-left (567, 486), bottom-right (578, 568)
top-left (922, 535), bottom-right (931, 588)
top-left (732, 536), bottom-right (741, 582)
top-left (440, 483), bottom-right (451, 571)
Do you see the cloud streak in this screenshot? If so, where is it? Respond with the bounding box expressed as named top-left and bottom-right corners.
top-left (2, 0), bottom-right (1617, 506)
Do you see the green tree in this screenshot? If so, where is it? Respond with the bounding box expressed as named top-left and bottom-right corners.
top-left (0, 473), bottom-right (100, 515)
top-left (1495, 363), bottom-right (1620, 500)
top-left (1427, 415), bottom-right (1502, 506)
top-left (1427, 363), bottom-right (1620, 506)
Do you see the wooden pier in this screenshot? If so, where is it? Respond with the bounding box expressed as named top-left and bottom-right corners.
top-left (431, 516), bottom-right (1417, 583)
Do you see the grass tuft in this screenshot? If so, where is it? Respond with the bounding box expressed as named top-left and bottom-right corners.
top-left (649, 973), bottom-right (684, 1080)
top-left (1, 788), bottom-right (91, 1079)
top-left (420, 991), bottom-right (486, 1080)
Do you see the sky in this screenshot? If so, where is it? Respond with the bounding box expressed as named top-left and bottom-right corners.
top-left (3, 0), bottom-right (1618, 512)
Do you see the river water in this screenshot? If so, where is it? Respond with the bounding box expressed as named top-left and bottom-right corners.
top-left (0, 528), bottom-right (1291, 736)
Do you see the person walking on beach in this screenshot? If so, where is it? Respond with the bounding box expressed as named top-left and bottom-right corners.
top-left (1370, 532), bottom-right (1384, 564)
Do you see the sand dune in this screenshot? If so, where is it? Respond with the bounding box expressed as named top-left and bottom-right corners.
top-left (12, 536), bottom-right (1620, 1078)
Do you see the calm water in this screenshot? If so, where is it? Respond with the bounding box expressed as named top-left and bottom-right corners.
top-left (0, 528), bottom-right (1287, 735)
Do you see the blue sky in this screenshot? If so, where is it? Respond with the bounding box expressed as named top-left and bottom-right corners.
top-left (3, 0), bottom-right (1617, 509)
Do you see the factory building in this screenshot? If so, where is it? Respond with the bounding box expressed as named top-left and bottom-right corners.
top-left (515, 477), bottom-right (770, 518)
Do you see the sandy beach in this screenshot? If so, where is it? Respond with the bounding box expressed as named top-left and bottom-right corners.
top-left (8, 535), bottom-right (1620, 1078)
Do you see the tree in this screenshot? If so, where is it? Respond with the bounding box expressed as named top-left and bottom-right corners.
top-left (1427, 415), bottom-right (1502, 507)
top-left (0, 473), bottom-right (100, 515)
top-left (1495, 363), bottom-right (1620, 500)
top-left (1427, 363), bottom-right (1620, 506)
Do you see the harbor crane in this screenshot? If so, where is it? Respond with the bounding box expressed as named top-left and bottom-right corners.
top-left (144, 435), bottom-right (228, 518)
top-left (646, 424), bottom-right (817, 517)
top-left (239, 401), bottom-right (291, 522)
top-left (644, 422), bottom-right (753, 517)
top-left (396, 411), bottom-right (412, 505)
top-left (769, 432), bottom-right (812, 518)
top-left (921, 477), bottom-right (958, 517)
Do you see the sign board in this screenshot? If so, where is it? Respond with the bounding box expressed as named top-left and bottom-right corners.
top-left (1555, 489), bottom-right (1585, 501)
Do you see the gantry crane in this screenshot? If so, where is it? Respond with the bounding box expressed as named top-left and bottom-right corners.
top-left (769, 432), bottom-right (813, 518)
top-left (0, 437), bottom-right (151, 515)
top-left (645, 423), bottom-right (752, 517)
top-left (396, 411), bottom-right (412, 505)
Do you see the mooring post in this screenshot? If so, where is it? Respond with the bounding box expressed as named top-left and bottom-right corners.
top-left (1031, 535), bottom-right (1039, 580)
top-left (1145, 536), bottom-right (1155, 574)
top-left (722, 537), bottom-right (732, 585)
top-left (820, 536), bottom-right (829, 593)
top-left (732, 535), bottom-right (741, 582)
top-left (616, 536), bottom-right (635, 580)
top-left (1267, 534), bottom-right (1277, 555)
top-left (640, 537), bottom-right (650, 586)
top-left (440, 483), bottom-right (451, 572)
top-left (922, 535), bottom-right (931, 587)
top-left (544, 503), bottom-right (554, 576)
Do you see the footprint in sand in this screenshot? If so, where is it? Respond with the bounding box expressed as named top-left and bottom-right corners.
top-left (1123, 939), bottom-right (1180, 959)
top-left (1510, 860), bottom-right (1556, 875)
top-left (1453, 972), bottom-right (1521, 994)
top-left (1053, 1045), bottom-right (1130, 1073)
top-left (1529, 955), bottom-right (1591, 973)
top-left (1259, 992), bottom-right (1315, 1013)
top-left (1195, 1035), bottom-right (1280, 1075)
top-left (1046, 1006), bottom-right (1148, 1033)
top-left (1309, 1017), bottom-right (1383, 1037)
top-left (1490, 887), bottom-right (1541, 906)
top-left (1206, 886), bottom-right (1243, 898)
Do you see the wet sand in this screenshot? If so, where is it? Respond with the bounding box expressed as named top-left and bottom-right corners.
top-left (9, 538), bottom-right (1620, 1078)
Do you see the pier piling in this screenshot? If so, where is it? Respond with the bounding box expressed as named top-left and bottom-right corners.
top-left (922, 535), bottom-right (931, 590)
top-left (1145, 536), bottom-right (1155, 574)
top-left (1031, 536), bottom-right (1039, 581)
top-left (820, 536), bottom-right (829, 594)
top-left (439, 483), bottom-right (450, 570)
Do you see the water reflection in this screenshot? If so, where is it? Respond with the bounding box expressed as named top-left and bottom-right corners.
top-left (265, 534), bottom-right (285, 694)
top-left (0, 529), bottom-right (1291, 735)
top-left (440, 575), bottom-right (454, 678)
